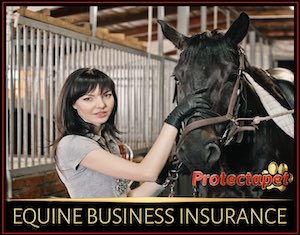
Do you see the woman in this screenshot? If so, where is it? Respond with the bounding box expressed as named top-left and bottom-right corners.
top-left (54, 68), bottom-right (209, 198)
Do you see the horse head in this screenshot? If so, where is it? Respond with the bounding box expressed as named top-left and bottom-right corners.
top-left (158, 13), bottom-right (250, 173)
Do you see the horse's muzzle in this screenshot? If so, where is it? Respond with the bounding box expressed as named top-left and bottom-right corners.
top-left (176, 129), bottom-right (221, 173)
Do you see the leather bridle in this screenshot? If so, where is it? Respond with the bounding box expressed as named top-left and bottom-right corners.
top-left (176, 48), bottom-right (256, 149)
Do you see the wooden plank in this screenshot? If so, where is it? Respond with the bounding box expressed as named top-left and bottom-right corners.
top-left (96, 28), bottom-right (146, 51)
top-left (18, 7), bottom-right (145, 51)
top-left (18, 7), bottom-right (91, 35)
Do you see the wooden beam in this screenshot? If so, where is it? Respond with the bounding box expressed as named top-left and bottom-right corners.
top-left (132, 14), bottom-right (228, 41)
top-left (98, 6), bottom-right (202, 27)
top-left (50, 6), bottom-right (114, 17)
top-left (263, 31), bottom-right (294, 37)
top-left (116, 12), bottom-right (227, 39)
top-left (18, 7), bottom-right (91, 35)
top-left (232, 6), bottom-right (293, 16)
top-left (253, 20), bottom-right (294, 30)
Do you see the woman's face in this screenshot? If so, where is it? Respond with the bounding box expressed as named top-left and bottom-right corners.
top-left (72, 85), bottom-right (115, 129)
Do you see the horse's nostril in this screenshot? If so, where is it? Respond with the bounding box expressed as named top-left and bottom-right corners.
top-left (205, 143), bottom-right (221, 164)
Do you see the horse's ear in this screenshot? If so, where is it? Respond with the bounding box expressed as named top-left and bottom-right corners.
top-left (224, 12), bottom-right (250, 45)
top-left (157, 19), bottom-right (189, 50)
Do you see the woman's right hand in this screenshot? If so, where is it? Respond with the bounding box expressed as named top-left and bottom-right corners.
top-left (164, 89), bottom-right (210, 130)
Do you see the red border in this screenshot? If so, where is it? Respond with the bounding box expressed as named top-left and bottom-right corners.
top-left (295, 1), bottom-right (299, 234)
top-left (1, 1), bottom-right (299, 234)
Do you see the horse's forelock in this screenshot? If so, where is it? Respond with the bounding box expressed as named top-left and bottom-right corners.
top-left (181, 32), bottom-right (236, 67)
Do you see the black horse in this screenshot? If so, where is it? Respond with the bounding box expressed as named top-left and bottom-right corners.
top-left (158, 12), bottom-right (295, 198)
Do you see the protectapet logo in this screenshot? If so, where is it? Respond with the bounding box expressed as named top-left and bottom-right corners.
top-left (192, 161), bottom-right (293, 191)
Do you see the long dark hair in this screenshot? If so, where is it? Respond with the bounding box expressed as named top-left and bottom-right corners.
top-left (53, 68), bottom-right (120, 151)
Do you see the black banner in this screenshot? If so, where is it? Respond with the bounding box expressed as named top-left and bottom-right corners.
top-left (4, 199), bottom-right (296, 233)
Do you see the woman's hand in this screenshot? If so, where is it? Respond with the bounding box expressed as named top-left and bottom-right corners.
top-left (165, 89), bottom-right (210, 130)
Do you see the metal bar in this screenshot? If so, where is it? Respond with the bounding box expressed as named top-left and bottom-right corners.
top-left (177, 6), bottom-right (190, 34)
top-left (97, 45), bottom-right (101, 70)
top-left (159, 52), bottom-right (165, 126)
top-left (131, 52), bottom-right (135, 148)
top-left (147, 6), bottom-right (153, 53)
top-left (95, 44), bottom-right (99, 68)
top-left (48, 32), bottom-right (54, 156)
top-left (226, 10), bottom-right (230, 29)
top-left (16, 24), bottom-right (21, 168)
top-left (136, 55), bottom-right (141, 148)
top-left (100, 45), bottom-right (104, 75)
top-left (115, 49), bottom-right (120, 137)
top-left (43, 30), bottom-right (48, 162)
top-left (213, 6), bottom-right (218, 29)
top-left (66, 37), bottom-right (70, 78)
top-left (156, 59), bottom-right (162, 129)
top-left (76, 39), bottom-right (80, 68)
top-left (157, 6), bottom-right (165, 127)
top-left (22, 25), bottom-right (29, 166)
top-left (121, 50), bottom-right (126, 143)
top-left (86, 42), bottom-right (91, 67)
top-left (54, 34), bottom-right (59, 140)
top-left (268, 40), bottom-right (274, 68)
top-left (117, 50), bottom-right (123, 138)
top-left (36, 28), bottom-right (41, 163)
top-left (201, 6), bottom-right (207, 32)
top-left (89, 6), bottom-right (98, 37)
top-left (126, 50), bottom-right (131, 147)
top-left (132, 53), bottom-right (137, 148)
top-left (144, 55), bottom-right (149, 146)
top-left (81, 41), bottom-right (85, 67)
top-left (7, 7), bottom-right (14, 198)
top-left (259, 37), bottom-right (264, 69)
top-left (30, 27), bottom-right (36, 165)
top-left (71, 38), bottom-right (75, 72)
top-left (138, 55), bottom-right (142, 148)
top-left (91, 43), bottom-right (95, 67)
top-left (177, 6), bottom-right (189, 56)
top-left (121, 50), bottom-right (127, 142)
top-left (157, 6), bottom-right (164, 56)
top-left (150, 59), bottom-right (154, 143)
top-left (59, 35), bottom-right (65, 101)
top-left (144, 55), bottom-right (148, 148)
top-left (149, 56), bottom-right (154, 145)
top-left (249, 31), bottom-right (256, 65)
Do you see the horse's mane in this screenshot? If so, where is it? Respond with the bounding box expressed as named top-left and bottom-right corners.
top-left (246, 66), bottom-right (288, 108)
